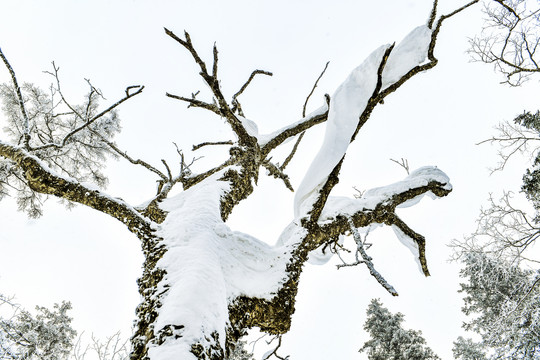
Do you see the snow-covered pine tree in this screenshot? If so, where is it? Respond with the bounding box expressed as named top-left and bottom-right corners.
top-left (360, 299), bottom-right (440, 360)
top-left (0, 1), bottom-right (481, 359)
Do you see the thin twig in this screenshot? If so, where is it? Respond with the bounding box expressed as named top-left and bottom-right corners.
top-left (280, 132), bottom-right (305, 170)
top-left (302, 61), bottom-right (329, 117)
top-left (390, 157), bottom-right (410, 175)
top-left (165, 93), bottom-right (221, 115)
top-left (232, 69), bottom-right (273, 116)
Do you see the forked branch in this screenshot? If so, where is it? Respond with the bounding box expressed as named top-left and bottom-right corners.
top-left (164, 28), bottom-right (257, 147)
top-left (342, 216), bottom-right (399, 296)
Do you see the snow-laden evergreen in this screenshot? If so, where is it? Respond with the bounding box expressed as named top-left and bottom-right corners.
top-left (360, 298), bottom-right (440, 360)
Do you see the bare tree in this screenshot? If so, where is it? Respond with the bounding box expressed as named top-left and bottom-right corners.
top-left (469, 0), bottom-right (540, 85)
top-left (451, 2), bottom-right (540, 357)
top-left (0, 1), bottom-right (480, 359)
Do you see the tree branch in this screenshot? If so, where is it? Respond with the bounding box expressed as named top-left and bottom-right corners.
top-left (33, 67), bottom-right (144, 152)
top-left (232, 70), bottom-right (273, 116)
top-left (344, 216), bottom-right (399, 296)
top-left (260, 106), bottom-right (328, 157)
top-left (0, 140), bottom-right (153, 237)
top-left (95, 134), bottom-right (168, 181)
top-left (0, 47), bottom-right (31, 149)
top-left (165, 92), bottom-right (221, 116)
top-left (192, 140), bottom-right (233, 151)
top-left (164, 28), bottom-right (257, 147)
top-left (302, 61), bottom-right (329, 118)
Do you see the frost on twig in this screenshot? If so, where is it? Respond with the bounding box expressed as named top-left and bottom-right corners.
top-left (469, 0), bottom-right (540, 85)
top-left (337, 217), bottom-right (399, 296)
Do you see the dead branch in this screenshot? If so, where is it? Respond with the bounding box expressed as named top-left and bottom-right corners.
top-left (192, 140), bottom-right (233, 151)
top-left (232, 69), bottom-right (273, 116)
top-left (262, 336), bottom-right (289, 360)
top-left (302, 61), bottom-right (329, 117)
top-left (93, 134), bottom-right (168, 181)
top-left (164, 28), bottom-right (257, 147)
top-left (427, 0), bottom-right (438, 29)
top-left (262, 159), bottom-right (293, 191)
top-left (279, 132), bottom-right (304, 171)
top-left (165, 93), bottom-right (221, 115)
top-left (260, 107), bottom-right (328, 157)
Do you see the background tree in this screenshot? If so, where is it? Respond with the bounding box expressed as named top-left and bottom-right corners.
top-left (0, 1), bottom-right (501, 359)
top-left (0, 294), bottom-right (76, 360)
top-left (360, 299), bottom-right (440, 360)
top-left (452, 253), bottom-right (540, 359)
top-left (451, 0), bottom-right (540, 358)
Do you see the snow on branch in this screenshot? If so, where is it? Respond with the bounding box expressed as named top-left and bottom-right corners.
top-left (303, 167), bottom-right (452, 276)
top-left (289, 1), bottom-right (478, 223)
top-left (293, 25), bottom-right (431, 219)
top-left (259, 104), bottom-right (328, 155)
top-left (0, 140), bottom-right (152, 237)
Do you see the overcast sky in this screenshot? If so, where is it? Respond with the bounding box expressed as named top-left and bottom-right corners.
top-left (0, 1), bottom-right (539, 359)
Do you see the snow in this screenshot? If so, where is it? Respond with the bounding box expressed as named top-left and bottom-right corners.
top-left (256, 105), bottom-right (328, 146)
top-left (106, 23), bottom-right (437, 358)
top-left (149, 169), bottom-right (295, 360)
top-left (310, 166), bottom-right (451, 270)
top-left (293, 25), bottom-right (433, 219)
top-left (293, 44), bottom-right (391, 219)
top-left (381, 25), bottom-right (432, 88)
top-left (319, 166), bottom-right (451, 220)
top-left (238, 116), bottom-right (259, 138)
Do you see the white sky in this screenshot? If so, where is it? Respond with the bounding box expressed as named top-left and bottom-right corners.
top-left (0, 1), bottom-right (538, 359)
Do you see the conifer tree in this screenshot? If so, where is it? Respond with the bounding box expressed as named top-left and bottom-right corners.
top-left (360, 299), bottom-right (440, 360)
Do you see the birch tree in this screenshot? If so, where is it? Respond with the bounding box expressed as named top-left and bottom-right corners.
top-left (0, 1), bottom-right (480, 359)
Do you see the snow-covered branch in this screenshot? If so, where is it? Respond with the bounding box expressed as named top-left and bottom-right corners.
top-left (0, 140), bottom-right (153, 237)
top-left (305, 167), bottom-right (452, 277)
top-left (292, 0), bottom-right (477, 222)
top-left (344, 216), bottom-right (399, 296)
